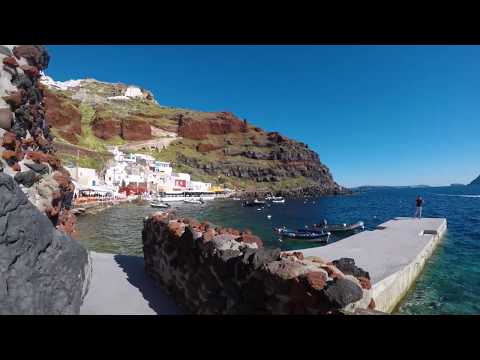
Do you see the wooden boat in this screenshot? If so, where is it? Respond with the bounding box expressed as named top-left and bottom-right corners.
top-left (150, 201), bottom-right (170, 208)
top-left (274, 227), bottom-right (330, 242)
top-left (311, 221), bottom-right (364, 234)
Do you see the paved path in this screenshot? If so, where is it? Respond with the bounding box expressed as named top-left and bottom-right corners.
top-left (80, 252), bottom-right (179, 315)
top-left (297, 217), bottom-right (447, 312)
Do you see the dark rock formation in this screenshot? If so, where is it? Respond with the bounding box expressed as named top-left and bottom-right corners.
top-left (332, 258), bottom-right (370, 279)
top-left (143, 212), bottom-right (374, 315)
top-left (469, 175), bottom-right (480, 186)
top-left (0, 172), bottom-right (89, 314)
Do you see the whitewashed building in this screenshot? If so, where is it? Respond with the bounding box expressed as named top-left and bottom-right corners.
top-left (66, 167), bottom-right (100, 187)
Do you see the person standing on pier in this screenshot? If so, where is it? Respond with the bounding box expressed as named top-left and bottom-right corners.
top-left (415, 196), bottom-right (424, 218)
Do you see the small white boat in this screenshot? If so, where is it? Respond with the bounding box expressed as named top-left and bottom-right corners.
top-left (150, 201), bottom-right (170, 209)
top-left (184, 198), bottom-right (204, 204)
top-left (272, 197), bottom-right (285, 203)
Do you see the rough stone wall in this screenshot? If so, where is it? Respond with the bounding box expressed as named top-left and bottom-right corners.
top-left (0, 45), bottom-right (77, 236)
top-left (0, 45), bottom-right (90, 314)
top-left (143, 212), bottom-right (376, 315)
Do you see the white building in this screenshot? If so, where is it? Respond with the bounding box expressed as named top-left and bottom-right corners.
top-left (189, 181), bottom-right (212, 192)
top-left (66, 167), bottom-right (100, 187)
top-left (153, 161), bottom-right (172, 175)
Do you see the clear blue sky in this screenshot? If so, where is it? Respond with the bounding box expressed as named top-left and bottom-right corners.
top-left (45, 45), bottom-right (480, 187)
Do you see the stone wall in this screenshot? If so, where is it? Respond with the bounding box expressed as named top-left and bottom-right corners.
top-left (143, 212), bottom-right (376, 315)
top-left (0, 45), bottom-right (90, 314)
top-left (0, 45), bottom-right (77, 236)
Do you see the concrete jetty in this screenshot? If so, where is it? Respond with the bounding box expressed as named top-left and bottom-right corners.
top-left (81, 217), bottom-right (446, 315)
top-left (80, 252), bottom-right (179, 315)
top-left (297, 217), bottom-right (447, 313)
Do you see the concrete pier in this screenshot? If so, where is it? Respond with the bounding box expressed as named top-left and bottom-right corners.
top-left (80, 252), bottom-right (179, 315)
top-left (297, 217), bottom-right (447, 313)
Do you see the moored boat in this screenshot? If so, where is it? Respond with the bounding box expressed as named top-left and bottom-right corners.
top-left (183, 198), bottom-right (204, 204)
top-left (272, 196), bottom-right (285, 203)
top-left (150, 200), bottom-right (170, 208)
top-left (311, 221), bottom-right (364, 234)
top-left (274, 227), bottom-right (330, 242)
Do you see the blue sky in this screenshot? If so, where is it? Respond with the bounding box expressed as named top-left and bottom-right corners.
top-left (45, 45), bottom-right (480, 187)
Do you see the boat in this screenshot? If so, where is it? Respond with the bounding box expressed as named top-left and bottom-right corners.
top-left (158, 191), bottom-right (215, 202)
top-left (232, 197), bottom-right (242, 201)
top-left (242, 199), bottom-right (266, 207)
top-left (150, 200), bottom-right (170, 208)
top-left (311, 221), bottom-right (364, 234)
top-left (274, 227), bottom-right (330, 242)
top-left (183, 198), bottom-right (204, 204)
top-left (271, 196), bottom-right (285, 203)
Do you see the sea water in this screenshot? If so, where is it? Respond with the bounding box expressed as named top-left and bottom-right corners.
top-left (76, 185), bottom-right (480, 314)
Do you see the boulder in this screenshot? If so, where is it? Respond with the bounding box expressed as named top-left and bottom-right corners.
top-left (0, 109), bottom-right (13, 130)
top-left (14, 170), bottom-right (39, 187)
top-left (324, 278), bottom-right (364, 309)
top-left (0, 173), bottom-right (89, 314)
top-left (332, 258), bottom-right (370, 280)
top-left (2, 90), bottom-right (25, 109)
top-left (24, 162), bottom-right (49, 175)
top-left (242, 247), bottom-right (281, 270)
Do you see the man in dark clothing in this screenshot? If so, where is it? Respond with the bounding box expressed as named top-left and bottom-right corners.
top-left (415, 196), bottom-right (424, 218)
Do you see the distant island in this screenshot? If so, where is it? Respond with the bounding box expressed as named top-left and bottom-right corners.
top-left (469, 175), bottom-right (480, 186)
top-left (350, 185), bottom-right (431, 191)
top-left (450, 183), bottom-right (466, 187)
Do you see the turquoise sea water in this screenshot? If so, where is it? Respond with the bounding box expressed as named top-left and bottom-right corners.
top-left (76, 185), bottom-right (480, 314)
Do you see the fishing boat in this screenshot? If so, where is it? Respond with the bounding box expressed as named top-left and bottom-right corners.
top-left (150, 200), bottom-right (170, 208)
top-left (311, 221), bottom-right (364, 234)
top-left (271, 196), bottom-right (285, 203)
top-left (184, 198), bottom-right (204, 204)
top-left (274, 227), bottom-right (330, 242)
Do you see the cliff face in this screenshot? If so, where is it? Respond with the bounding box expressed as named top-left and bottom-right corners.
top-left (0, 45), bottom-right (90, 314)
top-left (39, 64), bottom-right (347, 195)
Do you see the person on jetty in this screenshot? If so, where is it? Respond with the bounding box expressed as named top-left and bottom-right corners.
top-left (415, 196), bottom-right (424, 218)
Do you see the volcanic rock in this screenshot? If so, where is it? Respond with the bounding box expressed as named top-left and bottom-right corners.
top-left (24, 162), bottom-right (49, 175)
top-left (332, 258), bottom-right (370, 280)
top-left (14, 170), bottom-right (39, 187)
top-left (324, 278), bottom-right (364, 308)
top-left (0, 109), bottom-right (13, 130)
top-left (0, 172), bottom-right (89, 314)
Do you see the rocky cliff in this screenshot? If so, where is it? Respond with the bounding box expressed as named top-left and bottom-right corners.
top-left (0, 45), bottom-right (90, 314)
top-left (469, 175), bottom-right (480, 186)
top-left (39, 71), bottom-right (348, 195)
